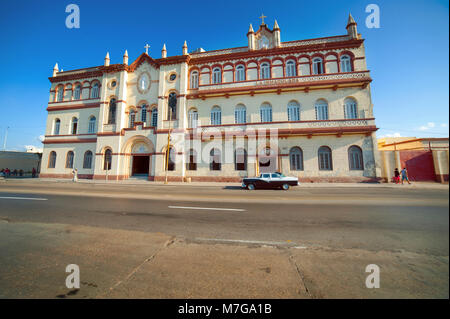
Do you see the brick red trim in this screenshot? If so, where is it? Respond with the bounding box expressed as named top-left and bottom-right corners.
top-left (47, 102), bottom-right (100, 112)
top-left (40, 173), bottom-right (93, 179)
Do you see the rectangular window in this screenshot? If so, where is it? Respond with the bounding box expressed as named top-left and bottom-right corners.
top-left (315, 105), bottom-right (328, 120)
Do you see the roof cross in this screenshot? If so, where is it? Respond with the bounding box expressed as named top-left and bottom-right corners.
top-left (144, 44), bottom-right (150, 54)
top-left (259, 13), bottom-right (267, 25)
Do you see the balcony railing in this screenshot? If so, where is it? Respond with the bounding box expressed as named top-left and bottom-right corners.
top-left (190, 71), bottom-right (371, 94)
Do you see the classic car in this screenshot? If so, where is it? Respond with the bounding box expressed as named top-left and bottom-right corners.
top-left (242, 172), bottom-right (299, 190)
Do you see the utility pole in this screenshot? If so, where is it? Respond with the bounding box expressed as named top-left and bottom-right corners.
top-left (164, 108), bottom-right (172, 184)
top-left (3, 127), bottom-right (9, 151)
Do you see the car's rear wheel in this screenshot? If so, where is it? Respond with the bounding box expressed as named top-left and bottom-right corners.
top-left (247, 184), bottom-right (255, 190)
top-left (281, 183), bottom-right (290, 191)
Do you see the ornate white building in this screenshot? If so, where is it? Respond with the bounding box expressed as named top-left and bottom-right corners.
top-left (40, 15), bottom-right (381, 182)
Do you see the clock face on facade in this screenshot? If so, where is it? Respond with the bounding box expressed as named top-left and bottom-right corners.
top-left (137, 72), bottom-right (151, 93)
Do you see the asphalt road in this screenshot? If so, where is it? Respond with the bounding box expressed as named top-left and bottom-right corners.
top-left (0, 186), bottom-right (448, 256)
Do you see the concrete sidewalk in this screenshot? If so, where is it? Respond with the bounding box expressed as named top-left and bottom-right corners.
top-left (2, 177), bottom-right (449, 190)
top-left (0, 221), bottom-right (447, 298)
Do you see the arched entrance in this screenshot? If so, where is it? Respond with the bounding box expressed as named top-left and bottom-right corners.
top-left (121, 136), bottom-right (155, 179)
top-left (258, 147), bottom-right (278, 174)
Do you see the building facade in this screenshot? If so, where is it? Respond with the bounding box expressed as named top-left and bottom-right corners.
top-left (40, 15), bottom-right (381, 182)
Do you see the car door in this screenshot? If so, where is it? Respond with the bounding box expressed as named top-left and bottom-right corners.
top-left (260, 174), bottom-right (271, 188)
top-left (271, 173), bottom-right (283, 188)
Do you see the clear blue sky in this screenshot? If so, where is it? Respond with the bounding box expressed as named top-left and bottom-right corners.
top-left (0, 0), bottom-right (448, 151)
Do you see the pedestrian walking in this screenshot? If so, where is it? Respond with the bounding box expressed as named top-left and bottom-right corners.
top-left (72, 168), bottom-right (78, 182)
top-left (32, 167), bottom-right (36, 178)
top-left (401, 167), bottom-right (411, 185)
top-left (394, 168), bottom-right (400, 184)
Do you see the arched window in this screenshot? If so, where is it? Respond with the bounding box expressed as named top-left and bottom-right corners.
top-left (108, 98), bottom-right (117, 124)
top-left (141, 106), bottom-right (147, 123)
top-left (289, 147), bottom-right (303, 171)
top-left (168, 92), bottom-right (177, 120)
top-left (315, 99), bottom-right (328, 120)
top-left (212, 67), bottom-right (221, 84)
top-left (88, 116), bottom-right (96, 133)
top-left (166, 147), bottom-right (175, 171)
top-left (53, 119), bottom-right (61, 135)
top-left (48, 151), bottom-right (57, 168)
top-left (186, 149), bottom-right (197, 171)
top-left (318, 146), bottom-right (332, 170)
top-left (74, 85), bottom-right (81, 100)
top-left (151, 108), bottom-right (158, 127)
top-left (188, 109), bottom-right (198, 128)
top-left (286, 60), bottom-right (296, 77)
top-left (211, 106), bottom-right (221, 125)
top-left (340, 55), bottom-right (352, 72)
top-left (312, 58), bottom-right (324, 75)
top-left (235, 148), bottom-right (247, 171)
top-left (236, 65), bottom-right (245, 82)
top-left (104, 149), bottom-right (112, 170)
top-left (210, 148), bottom-right (221, 171)
top-left (57, 85), bottom-right (64, 102)
top-left (91, 83), bottom-right (99, 98)
top-left (83, 151), bottom-right (93, 169)
top-left (190, 71), bottom-right (199, 89)
top-left (348, 146), bottom-right (364, 170)
top-left (344, 98), bottom-right (358, 119)
top-left (71, 117), bottom-right (78, 134)
top-left (260, 62), bottom-right (270, 79)
top-left (260, 103), bottom-right (272, 122)
top-left (287, 101), bottom-right (300, 121)
top-left (235, 104), bottom-right (246, 124)
top-left (129, 109), bottom-right (136, 128)
top-left (65, 151), bottom-right (74, 168)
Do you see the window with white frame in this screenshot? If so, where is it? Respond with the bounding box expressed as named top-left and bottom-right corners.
top-left (286, 60), bottom-right (296, 77)
top-left (88, 116), bottom-right (96, 133)
top-left (83, 151), bottom-right (93, 169)
top-left (108, 98), bottom-right (117, 124)
top-left (260, 103), bottom-right (272, 122)
top-left (53, 119), bottom-right (61, 135)
top-left (190, 71), bottom-right (199, 89)
top-left (315, 100), bottom-right (328, 120)
top-left (91, 83), bottom-right (99, 98)
top-left (340, 55), bottom-right (352, 72)
top-left (236, 65), bottom-right (245, 81)
top-left (48, 151), bottom-right (57, 168)
top-left (260, 63), bottom-right (270, 79)
top-left (211, 106), bottom-right (221, 125)
top-left (71, 117), bottom-right (78, 134)
top-left (212, 68), bottom-right (221, 84)
top-left (348, 146), bottom-right (363, 170)
top-left (312, 58), bottom-right (324, 75)
top-left (65, 151), bottom-right (74, 168)
top-left (318, 146), bottom-right (332, 170)
top-left (151, 108), bottom-right (158, 127)
top-left (57, 86), bottom-right (64, 101)
top-left (344, 98), bottom-right (358, 119)
top-left (290, 147), bottom-right (304, 171)
top-left (129, 110), bottom-right (135, 128)
top-left (74, 85), bottom-right (81, 100)
top-left (235, 104), bottom-right (246, 124)
top-left (141, 106), bottom-right (147, 123)
top-left (287, 101), bottom-right (300, 121)
top-left (188, 109), bottom-right (198, 128)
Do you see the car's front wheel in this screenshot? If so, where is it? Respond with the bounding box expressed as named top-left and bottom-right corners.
top-left (281, 183), bottom-right (290, 191)
top-left (247, 184), bottom-right (256, 190)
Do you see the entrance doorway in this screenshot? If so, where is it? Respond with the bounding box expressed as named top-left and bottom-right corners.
top-left (132, 156), bottom-right (150, 176)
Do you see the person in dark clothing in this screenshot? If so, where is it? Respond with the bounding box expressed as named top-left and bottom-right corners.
top-left (394, 168), bottom-right (400, 184)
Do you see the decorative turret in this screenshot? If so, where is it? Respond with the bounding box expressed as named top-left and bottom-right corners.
top-left (247, 24), bottom-right (255, 50)
top-left (52, 63), bottom-right (59, 77)
top-left (123, 50), bottom-right (128, 65)
top-left (346, 13), bottom-right (358, 39)
top-left (182, 41), bottom-right (188, 55)
top-left (273, 20), bottom-right (281, 47)
top-left (162, 43), bottom-right (167, 58)
top-left (104, 52), bottom-right (110, 66)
